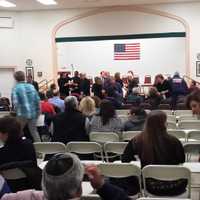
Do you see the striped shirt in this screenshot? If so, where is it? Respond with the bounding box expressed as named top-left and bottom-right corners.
top-left (11, 82), bottom-right (40, 119)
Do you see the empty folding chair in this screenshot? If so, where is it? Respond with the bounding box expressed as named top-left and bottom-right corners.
top-left (179, 120), bottom-right (200, 130)
top-left (175, 110), bottom-right (193, 116)
top-left (167, 121), bottom-right (177, 129)
top-left (66, 142), bottom-right (104, 161)
top-left (142, 165), bottom-right (191, 198)
top-left (168, 130), bottom-right (186, 143)
top-left (98, 163), bottom-right (142, 198)
top-left (34, 142), bottom-right (66, 159)
top-left (187, 130), bottom-right (200, 142)
top-left (184, 142), bottom-right (200, 162)
top-left (89, 132), bottom-right (119, 144)
top-left (104, 142), bottom-right (128, 162)
top-left (123, 131), bottom-right (141, 141)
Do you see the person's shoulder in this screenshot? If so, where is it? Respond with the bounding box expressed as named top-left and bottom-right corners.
top-left (1, 190), bottom-right (44, 200)
top-left (20, 139), bottom-right (34, 147)
top-left (166, 134), bottom-right (182, 145)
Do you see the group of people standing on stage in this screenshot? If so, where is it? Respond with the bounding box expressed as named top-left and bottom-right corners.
top-left (57, 71), bottom-right (90, 97)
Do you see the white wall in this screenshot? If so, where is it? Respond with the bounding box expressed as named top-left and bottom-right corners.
top-left (0, 2), bottom-right (200, 82)
top-left (57, 37), bottom-right (186, 82)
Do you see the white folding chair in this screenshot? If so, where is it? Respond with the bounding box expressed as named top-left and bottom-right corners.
top-left (104, 142), bottom-right (128, 162)
top-left (168, 130), bottom-right (186, 143)
top-left (34, 142), bottom-right (66, 159)
top-left (123, 131), bottom-right (141, 141)
top-left (178, 120), bottom-right (200, 130)
top-left (89, 132), bottom-right (119, 144)
top-left (36, 114), bottom-right (45, 127)
top-left (66, 142), bottom-right (104, 161)
top-left (187, 130), bottom-right (200, 142)
top-left (167, 115), bottom-right (176, 123)
top-left (98, 163), bottom-right (142, 197)
top-left (118, 115), bottom-right (128, 123)
top-left (178, 115), bottom-right (199, 122)
top-left (116, 109), bottom-right (129, 116)
top-left (167, 121), bottom-right (177, 129)
top-left (184, 142), bottom-right (200, 162)
top-left (175, 110), bottom-right (193, 116)
top-left (142, 165), bottom-right (191, 198)
top-left (0, 111), bottom-right (10, 118)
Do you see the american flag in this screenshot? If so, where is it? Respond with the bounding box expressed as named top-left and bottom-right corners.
top-left (114, 43), bottom-right (140, 60)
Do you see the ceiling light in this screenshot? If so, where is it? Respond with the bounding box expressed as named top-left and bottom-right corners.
top-left (36, 0), bottom-right (57, 5)
top-left (0, 0), bottom-right (16, 7)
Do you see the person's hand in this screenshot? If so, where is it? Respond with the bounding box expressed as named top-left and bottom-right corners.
top-left (85, 165), bottom-right (104, 190)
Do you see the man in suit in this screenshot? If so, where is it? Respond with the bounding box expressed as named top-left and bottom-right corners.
top-left (27, 75), bottom-right (39, 92)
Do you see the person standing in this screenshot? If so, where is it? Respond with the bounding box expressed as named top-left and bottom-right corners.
top-left (27, 75), bottom-right (39, 92)
top-left (57, 73), bottom-right (71, 97)
top-left (80, 73), bottom-right (91, 96)
top-left (12, 71), bottom-right (41, 142)
top-left (71, 71), bottom-right (81, 94)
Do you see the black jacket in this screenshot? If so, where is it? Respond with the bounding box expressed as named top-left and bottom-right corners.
top-left (0, 139), bottom-right (37, 166)
top-left (52, 109), bottom-right (89, 144)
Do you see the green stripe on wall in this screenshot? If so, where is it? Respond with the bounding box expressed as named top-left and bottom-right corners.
top-left (55, 32), bottom-right (186, 43)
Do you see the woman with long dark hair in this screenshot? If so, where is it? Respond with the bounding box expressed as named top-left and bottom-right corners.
top-left (122, 110), bottom-right (186, 196)
top-left (90, 100), bottom-right (122, 133)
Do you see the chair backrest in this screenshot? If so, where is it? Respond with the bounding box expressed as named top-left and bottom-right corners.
top-left (167, 121), bottom-right (177, 129)
top-left (123, 131), bottom-right (141, 141)
top-left (104, 142), bottom-right (128, 162)
top-left (0, 168), bottom-right (26, 180)
top-left (168, 130), bottom-right (186, 142)
top-left (116, 109), bottom-right (129, 116)
top-left (179, 115), bottom-right (199, 122)
top-left (89, 132), bottom-right (119, 144)
top-left (144, 75), bottom-right (151, 84)
top-left (184, 142), bottom-right (200, 162)
top-left (142, 165), bottom-right (191, 198)
top-left (36, 114), bottom-right (45, 127)
top-left (167, 115), bottom-right (176, 122)
top-left (34, 142), bottom-right (66, 155)
top-left (118, 115), bottom-right (128, 123)
top-left (175, 110), bottom-right (193, 116)
top-left (187, 130), bottom-right (200, 142)
top-left (98, 163), bottom-right (142, 195)
top-left (158, 104), bottom-right (171, 110)
top-left (66, 142), bottom-right (103, 161)
top-left (160, 110), bottom-right (173, 115)
top-left (179, 120), bottom-right (200, 130)
top-left (0, 111), bottom-right (10, 118)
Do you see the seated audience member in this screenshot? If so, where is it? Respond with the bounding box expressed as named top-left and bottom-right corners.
top-left (154, 74), bottom-right (171, 100)
top-left (0, 176), bottom-right (10, 198)
top-left (40, 93), bottom-right (55, 116)
top-left (170, 72), bottom-right (189, 109)
top-left (90, 100), bottom-right (122, 133)
top-left (123, 107), bottom-right (147, 131)
top-left (27, 75), bottom-right (39, 92)
top-left (145, 87), bottom-right (162, 109)
top-left (189, 80), bottom-right (199, 93)
top-left (186, 90), bottom-right (200, 115)
top-left (79, 96), bottom-right (96, 120)
top-left (126, 87), bottom-right (143, 105)
top-left (2, 153), bottom-right (130, 200)
top-left (0, 116), bottom-right (37, 166)
top-left (48, 90), bottom-right (65, 112)
top-left (52, 96), bottom-right (89, 144)
top-left (92, 96), bottom-right (101, 114)
top-left (122, 110), bottom-right (185, 196)
top-left (92, 77), bottom-right (103, 99)
top-left (46, 83), bottom-right (56, 99)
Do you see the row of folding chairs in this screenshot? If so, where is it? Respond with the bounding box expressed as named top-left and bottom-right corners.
top-left (116, 109), bottom-right (193, 117)
top-left (34, 141), bottom-right (200, 162)
top-left (167, 120), bottom-right (200, 130)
